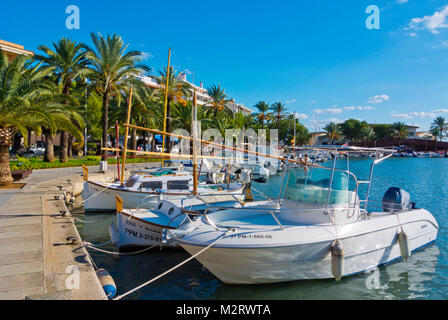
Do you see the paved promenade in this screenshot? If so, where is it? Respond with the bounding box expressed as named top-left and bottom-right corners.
top-left (0, 163), bottom-right (155, 300)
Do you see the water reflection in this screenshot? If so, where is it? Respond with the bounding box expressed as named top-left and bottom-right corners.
top-left (74, 158), bottom-right (448, 300)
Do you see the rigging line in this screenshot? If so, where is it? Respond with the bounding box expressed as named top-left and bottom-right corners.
top-left (113, 229), bottom-right (232, 300)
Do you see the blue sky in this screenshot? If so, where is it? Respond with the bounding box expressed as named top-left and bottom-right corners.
top-left (2, 0), bottom-right (448, 132)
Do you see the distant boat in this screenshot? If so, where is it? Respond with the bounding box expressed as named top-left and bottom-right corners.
top-left (82, 166), bottom-right (248, 212)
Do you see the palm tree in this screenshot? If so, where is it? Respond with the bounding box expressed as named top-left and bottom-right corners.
top-left (323, 122), bottom-right (342, 145)
top-left (35, 38), bottom-right (90, 162)
top-left (233, 112), bottom-right (255, 130)
top-left (205, 84), bottom-right (231, 117)
top-left (0, 53), bottom-right (58, 185)
top-left (391, 122), bottom-right (409, 147)
top-left (204, 114), bottom-right (234, 138)
top-left (269, 102), bottom-right (287, 128)
top-left (253, 101), bottom-right (270, 128)
top-left (431, 117), bottom-right (446, 142)
top-left (151, 67), bottom-right (191, 152)
top-left (86, 32), bottom-right (150, 160)
top-left (360, 126), bottom-right (376, 147)
top-left (430, 126), bottom-right (440, 151)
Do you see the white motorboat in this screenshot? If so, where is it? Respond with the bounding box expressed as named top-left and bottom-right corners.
top-left (238, 160), bottom-right (278, 177)
top-left (170, 146), bottom-right (439, 284)
top-left (82, 166), bottom-right (248, 212)
top-left (109, 196), bottom-right (256, 249)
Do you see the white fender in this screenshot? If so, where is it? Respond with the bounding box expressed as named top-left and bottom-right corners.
top-left (331, 240), bottom-right (345, 281)
top-left (397, 230), bottom-right (410, 261)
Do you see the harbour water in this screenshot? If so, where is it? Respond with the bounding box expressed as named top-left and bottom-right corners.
top-left (75, 158), bottom-right (448, 300)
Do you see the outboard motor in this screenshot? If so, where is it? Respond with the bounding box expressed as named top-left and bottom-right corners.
top-left (382, 187), bottom-right (414, 212)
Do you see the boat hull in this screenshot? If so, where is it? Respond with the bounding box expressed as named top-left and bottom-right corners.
top-left (83, 181), bottom-right (160, 212)
top-left (179, 209), bottom-right (438, 284)
top-left (83, 181), bottom-right (245, 212)
top-left (109, 210), bottom-right (181, 249)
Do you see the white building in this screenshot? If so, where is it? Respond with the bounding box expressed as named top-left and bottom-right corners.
top-left (139, 72), bottom-right (252, 115)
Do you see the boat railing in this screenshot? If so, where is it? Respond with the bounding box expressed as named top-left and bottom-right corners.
top-left (179, 192), bottom-right (247, 210)
top-left (201, 204), bottom-right (368, 230)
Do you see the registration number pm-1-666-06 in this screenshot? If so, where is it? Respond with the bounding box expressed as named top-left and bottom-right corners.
top-left (230, 234), bottom-right (273, 240)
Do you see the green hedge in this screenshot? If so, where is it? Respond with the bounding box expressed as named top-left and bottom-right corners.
top-left (10, 156), bottom-right (160, 171)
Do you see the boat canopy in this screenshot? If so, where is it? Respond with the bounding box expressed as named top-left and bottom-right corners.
top-left (284, 166), bottom-right (356, 205)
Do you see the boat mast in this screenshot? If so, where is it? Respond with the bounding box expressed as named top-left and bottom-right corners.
top-left (161, 48), bottom-right (171, 168)
top-left (192, 89), bottom-right (198, 195)
top-left (120, 85), bottom-right (134, 186)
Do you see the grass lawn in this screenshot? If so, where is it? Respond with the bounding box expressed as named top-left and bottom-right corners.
top-left (10, 155), bottom-right (161, 171)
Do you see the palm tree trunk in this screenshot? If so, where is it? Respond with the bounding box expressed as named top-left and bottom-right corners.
top-left (0, 127), bottom-right (14, 186)
top-left (59, 131), bottom-right (69, 162)
top-left (151, 134), bottom-right (156, 151)
top-left (13, 134), bottom-right (22, 154)
top-left (0, 144), bottom-right (13, 186)
top-left (101, 91), bottom-right (110, 161)
top-left (60, 82), bottom-right (72, 163)
top-left (131, 127), bottom-right (137, 151)
top-left (27, 131), bottom-right (32, 153)
top-left (43, 130), bottom-right (55, 163)
top-left (68, 134), bottom-right (73, 157)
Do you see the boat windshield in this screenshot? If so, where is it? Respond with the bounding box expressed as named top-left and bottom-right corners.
top-left (284, 166), bottom-right (355, 205)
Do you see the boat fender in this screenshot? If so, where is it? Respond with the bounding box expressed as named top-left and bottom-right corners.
top-left (397, 230), bottom-right (410, 261)
top-left (331, 240), bottom-right (344, 281)
top-left (96, 268), bottom-right (117, 299)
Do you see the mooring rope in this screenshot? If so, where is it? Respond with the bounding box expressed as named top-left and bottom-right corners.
top-left (73, 182), bottom-right (116, 206)
top-left (113, 229), bottom-right (232, 300)
top-left (83, 241), bottom-right (160, 256)
top-left (71, 215), bottom-right (113, 224)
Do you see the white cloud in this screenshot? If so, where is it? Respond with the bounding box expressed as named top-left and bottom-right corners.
top-left (407, 5), bottom-right (448, 35)
top-left (343, 105), bottom-right (375, 111)
top-left (140, 51), bottom-right (154, 60)
top-left (397, 0), bottom-right (408, 4)
top-left (432, 40), bottom-right (448, 48)
top-left (313, 108), bottom-right (343, 115)
top-left (286, 99), bottom-right (297, 104)
top-left (295, 113), bottom-right (309, 120)
top-left (390, 108), bottom-right (448, 120)
top-left (367, 94), bottom-right (390, 104)
top-left (324, 118), bottom-right (343, 124)
top-left (390, 112), bottom-right (413, 119)
top-left (408, 32), bottom-right (418, 37)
